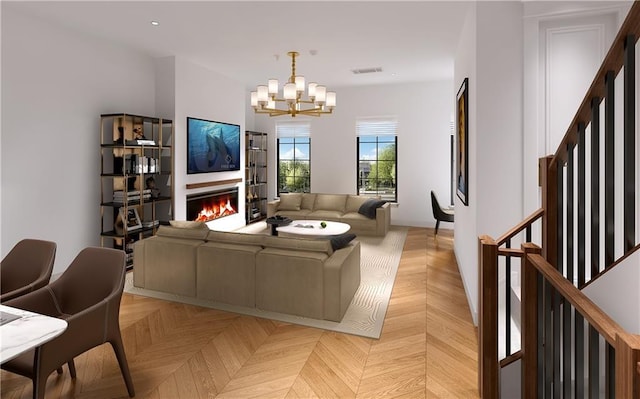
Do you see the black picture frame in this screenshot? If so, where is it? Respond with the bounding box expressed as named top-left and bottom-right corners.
top-left (456, 78), bottom-right (469, 206)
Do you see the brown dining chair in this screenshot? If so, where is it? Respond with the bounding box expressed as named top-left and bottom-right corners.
top-left (1, 247), bottom-right (135, 399)
top-left (431, 190), bottom-right (454, 235)
top-left (1, 239), bottom-right (56, 302)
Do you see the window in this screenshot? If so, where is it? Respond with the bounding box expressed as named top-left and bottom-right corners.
top-left (276, 121), bottom-right (311, 195)
top-left (356, 118), bottom-right (397, 202)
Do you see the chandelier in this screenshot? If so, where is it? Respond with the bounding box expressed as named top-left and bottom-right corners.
top-left (250, 51), bottom-right (336, 117)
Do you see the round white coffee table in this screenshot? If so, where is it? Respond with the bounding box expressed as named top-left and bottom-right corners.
top-left (276, 220), bottom-right (350, 237)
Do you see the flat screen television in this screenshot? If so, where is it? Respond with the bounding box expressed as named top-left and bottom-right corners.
top-left (187, 117), bottom-right (241, 174)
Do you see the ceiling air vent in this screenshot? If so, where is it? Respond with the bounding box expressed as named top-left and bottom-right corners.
top-left (351, 67), bottom-right (383, 75)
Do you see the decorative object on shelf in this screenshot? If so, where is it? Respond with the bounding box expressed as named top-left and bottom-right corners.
top-left (115, 126), bottom-right (125, 144)
top-left (250, 51), bottom-right (336, 118)
top-left (456, 77), bottom-right (469, 206)
top-left (116, 208), bottom-right (142, 232)
top-left (133, 127), bottom-right (146, 140)
top-left (145, 176), bottom-right (160, 199)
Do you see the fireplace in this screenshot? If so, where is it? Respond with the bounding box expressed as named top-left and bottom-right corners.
top-left (187, 188), bottom-right (238, 222)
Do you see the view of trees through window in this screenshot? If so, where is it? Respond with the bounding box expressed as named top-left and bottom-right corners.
top-left (358, 135), bottom-right (397, 202)
top-left (277, 137), bottom-right (310, 194)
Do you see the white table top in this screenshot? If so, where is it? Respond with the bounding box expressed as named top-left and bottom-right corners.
top-left (277, 220), bottom-right (351, 237)
top-left (0, 304), bottom-right (68, 364)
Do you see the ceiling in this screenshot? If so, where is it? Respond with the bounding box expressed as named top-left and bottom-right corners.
top-left (6, 1), bottom-right (472, 90)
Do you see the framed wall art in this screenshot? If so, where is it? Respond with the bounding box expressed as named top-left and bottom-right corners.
top-left (456, 77), bottom-right (469, 206)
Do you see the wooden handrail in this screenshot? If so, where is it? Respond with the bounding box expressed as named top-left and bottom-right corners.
top-left (551, 2), bottom-right (640, 168)
top-left (496, 208), bottom-right (544, 245)
top-left (499, 351), bottom-right (522, 368)
top-left (497, 248), bottom-right (524, 258)
top-left (527, 253), bottom-right (625, 345)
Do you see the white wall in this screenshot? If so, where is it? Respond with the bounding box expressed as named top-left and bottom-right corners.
top-left (253, 80), bottom-right (454, 229)
top-left (171, 57), bottom-right (247, 231)
top-left (454, 2), bottom-right (524, 325)
top-left (1, 6), bottom-right (156, 273)
top-left (583, 250), bottom-right (640, 334)
top-left (454, 3), bottom-right (479, 324)
top-left (523, 2), bottom-right (628, 219)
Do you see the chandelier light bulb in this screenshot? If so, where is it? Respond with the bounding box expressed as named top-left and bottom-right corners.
top-left (326, 91), bottom-right (336, 108)
top-left (267, 99), bottom-right (276, 109)
top-left (283, 82), bottom-right (297, 103)
top-left (257, 85), bottom-right (269, 104)
top-left (315, 85), bottom-right (327, 105)
top-left (295, 76), bottom-right (305, 93)
top-left (250, 92), bottom-right (258, 107)
top-left (268, 79), bottom-right (279, 95)
top-left (308, 82), bottom-right (317, 99)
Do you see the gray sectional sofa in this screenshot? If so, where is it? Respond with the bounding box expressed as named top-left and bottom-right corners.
top-left (133, 224), bottom-right (361, 322)
top-left (267, 193), bottom-right (390, 237)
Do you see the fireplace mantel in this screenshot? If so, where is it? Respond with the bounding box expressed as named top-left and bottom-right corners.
top-left (185, 178), bottom-right (242, 190)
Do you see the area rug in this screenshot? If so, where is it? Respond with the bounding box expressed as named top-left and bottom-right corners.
top-left (124, 224), bottom-right (407, 339)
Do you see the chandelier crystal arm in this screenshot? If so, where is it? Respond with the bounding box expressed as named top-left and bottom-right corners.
top-left (251, 50), bottom-right (336, 118)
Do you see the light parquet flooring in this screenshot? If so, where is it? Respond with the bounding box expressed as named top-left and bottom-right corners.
top-left (1, 227), bottom-right (479, 398)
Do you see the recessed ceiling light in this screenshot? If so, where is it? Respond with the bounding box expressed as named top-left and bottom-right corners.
top-left (151, 21), bottom-right (160, 26)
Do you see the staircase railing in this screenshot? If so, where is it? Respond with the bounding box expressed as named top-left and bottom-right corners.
top-left (479, 2), bottom-right (640, 397)
top-left (478, 209), bottom-right (543, 398)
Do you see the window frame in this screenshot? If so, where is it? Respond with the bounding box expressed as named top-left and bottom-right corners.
top-left (356, 134), bottom-right (398, 203)
top-left (276, 122), bottom-right (311, 195)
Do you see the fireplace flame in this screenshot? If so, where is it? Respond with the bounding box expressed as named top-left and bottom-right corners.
top-left (195, 197), bottom-right (237, 222)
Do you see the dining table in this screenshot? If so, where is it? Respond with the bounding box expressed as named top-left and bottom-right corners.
top-left (0, 304), bottom-right (68, 364)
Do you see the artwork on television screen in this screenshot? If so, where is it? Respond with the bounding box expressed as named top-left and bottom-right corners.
top-left (187, 117), bottom-right (241, 174)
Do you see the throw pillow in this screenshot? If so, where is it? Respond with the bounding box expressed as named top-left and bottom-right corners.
top-left (329, 233), bottom-right (357, 251)
top-left (278, 193), bottom-right (303, 211)
top-left (169, 220), bottom-right (208, 229)
top-left (358, 199), bottom-right (387, 219)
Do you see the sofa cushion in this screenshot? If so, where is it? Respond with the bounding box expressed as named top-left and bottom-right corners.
top-left (274, 209), bottom-right (312, 219)
top-left (314, 194), bottom-right (347, 213)
top-left (328, 233), bottom-right (356, 251)
top-left (345, 195), bottom-right (372, 213)
top-left (262, 235), bottom-right (334, 255)
top-left (197, 241), bottom-right (261, 307)
top-left (278, 193), bottom-right (303, 211)
top-left (156, 225), bottom-right (210, 240)
top-left (206, 230), bottom-right (264, 246)
top-left (308, 210), bottom-right (344, 220)
top-left (358, 199), bottom-right (387, 219)
top-left (141, 236), bottom-right (201, 297)
top-left (301, 193), bottom-right (317, 210)
top-left (169, 220), bottom-right (209, 229)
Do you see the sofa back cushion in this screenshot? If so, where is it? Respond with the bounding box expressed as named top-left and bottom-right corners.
top-left (301, 193), bottom-right (317, 210)
top-left (262, 236), bottom-right (334, 255)
top-left (206, 231), bottom-right (264, 246)
top-left (314, 194), bottom-right (347, 213)
top-left (156, 225), bottom-right (210, 240)
top-left (345, 195), bottom-right (376, 213)
top-left (169, 220), bottom-right (208, 229)
top-left (278, 193), bottom-right (303, 211)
